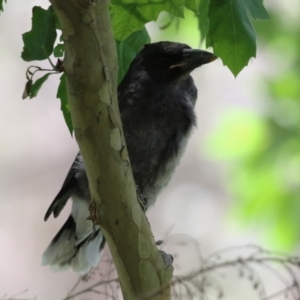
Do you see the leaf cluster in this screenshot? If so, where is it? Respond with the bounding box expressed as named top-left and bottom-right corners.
top-left (0, 0), bottom-right (6, 14)
top-left (111, 0), bottom-right (269, 76)
top-left (13, 0), bottom-right (269, 132)
top-left (19, 5), bottom-right (151, 134)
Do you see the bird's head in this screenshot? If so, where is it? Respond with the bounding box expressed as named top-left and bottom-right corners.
top-left (137, 41), bottom-right (217, 83)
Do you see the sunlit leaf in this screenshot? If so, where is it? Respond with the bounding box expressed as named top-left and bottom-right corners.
top-left (185, 0), bottom-right (198, 14)
top-left (207, 0), bottom-right (269, 76)
top-left (111, 0), bottom-right (184, 41)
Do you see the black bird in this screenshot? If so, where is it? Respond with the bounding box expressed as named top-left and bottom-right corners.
top-left (42, 41), bottom-right (217, 274)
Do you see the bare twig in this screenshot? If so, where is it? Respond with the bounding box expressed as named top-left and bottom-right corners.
top-left (1, 290), bottom-right (37, 300)
top-left (62, 278), bottom-right (118, 300)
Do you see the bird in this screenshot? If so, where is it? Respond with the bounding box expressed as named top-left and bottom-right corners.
top-left (42, 41), bottom-right (217, 274)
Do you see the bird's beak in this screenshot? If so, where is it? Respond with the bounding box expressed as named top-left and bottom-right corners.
top-left (170, 49), bottom-right (217, 69)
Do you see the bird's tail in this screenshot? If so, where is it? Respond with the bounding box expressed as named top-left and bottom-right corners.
top-left (42, 215), bottom-right (105, 274)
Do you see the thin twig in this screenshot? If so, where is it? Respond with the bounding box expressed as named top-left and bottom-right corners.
top-left (262, 284), bottom-right (298, 300)
top-left (62, 278), bottom-right (118, 300)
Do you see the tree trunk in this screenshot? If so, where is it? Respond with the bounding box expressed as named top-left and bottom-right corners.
top-left (49, 0), bottom-right (173, 299)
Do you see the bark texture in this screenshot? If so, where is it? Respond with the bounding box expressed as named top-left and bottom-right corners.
top-left (49, 0), bottom-right (173, 299)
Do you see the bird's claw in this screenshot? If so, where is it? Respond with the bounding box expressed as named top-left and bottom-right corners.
top-left (156, 240), bottom-right (164, 246)
top-left (159, 250), bottom-right (174, 268)
top-left (136, 186), bottom-right (147, 212)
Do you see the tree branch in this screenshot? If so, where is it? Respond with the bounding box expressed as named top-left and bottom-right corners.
top-left (49, 0), bottom-right (173, 299)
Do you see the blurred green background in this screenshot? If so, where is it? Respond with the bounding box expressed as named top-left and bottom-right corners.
top-left (152, 2), bottom-right (300, 251)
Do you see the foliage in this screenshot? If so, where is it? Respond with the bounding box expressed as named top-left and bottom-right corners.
top-left (207, 0), bottom-right (269, 76)
top-left (11, 1), bottom-right (269, 133)
top-left (21, 6), bottom-right (57, 61)
top-left (111, 0), bottom-right (185, 41)
top-left (57, 73), bottom-right (73, 135)
top-left (116, 27), bottom-right (150, 83)
top-left (207, 8), bottom-right (300, 250)
top-left (0, 0), bottom-right (6, 14)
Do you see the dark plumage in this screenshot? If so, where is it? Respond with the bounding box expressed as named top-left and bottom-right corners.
top-left (42, 41), bottom-right (217, 274)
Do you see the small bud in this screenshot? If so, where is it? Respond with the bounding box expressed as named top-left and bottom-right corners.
top-left (22, 79), bottom-right (33, 99)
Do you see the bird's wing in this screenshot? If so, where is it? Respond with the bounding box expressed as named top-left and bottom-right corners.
top-left (44, 154), bottom-right (80, 221)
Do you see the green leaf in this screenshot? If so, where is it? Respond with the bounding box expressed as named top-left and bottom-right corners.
top-left (21, 6), bottom-right (57, 61)
top-left (247, 0), bottom-right (269, 20)
top-left (207, 0), bottom-right (269, 76)
top-left (57, 73), bottom-right (73, 135)
top-left (53, 9), bottom-right (61, 30)
top-left (22, 80), bottom-right (33, 100)
top-left (29, 73), bottom-right (53, 99)
top-left (116, 27), bottom-right (150, 83)
top-left (111, 0), bottom-right (184, 41)
top-left (54, 43), bottom-right (65, 58)
top-left (198, 0), bottom-right (209, 43)
top-left (0, 0), bottom-right (6, 14)
top-left (185, 0), bottom-right (198, 14)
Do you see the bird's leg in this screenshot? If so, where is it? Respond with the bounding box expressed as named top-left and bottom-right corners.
top-left (136, 189), bottom-right (173, 267)
top-left (136, 186), bottom-right (147, 212)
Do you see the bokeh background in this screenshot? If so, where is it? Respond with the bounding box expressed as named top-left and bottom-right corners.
top-left (1, 0), bottom-right (300, 299)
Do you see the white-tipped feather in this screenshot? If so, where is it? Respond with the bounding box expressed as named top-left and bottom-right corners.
top-left (42, 197), bottom-right (104, 274)
top-left (71, 233), bottom-right (104, 274)
top-left (42, 225), bottom-right (76, 267)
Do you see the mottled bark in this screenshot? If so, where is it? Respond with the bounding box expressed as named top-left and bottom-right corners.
top-left (49, 0), bottom-right (173, 299)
